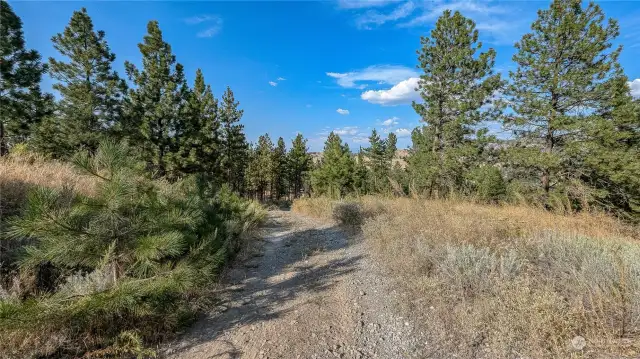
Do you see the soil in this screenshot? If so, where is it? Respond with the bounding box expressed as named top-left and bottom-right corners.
top-left (161, 210), bottom-right (428, 359)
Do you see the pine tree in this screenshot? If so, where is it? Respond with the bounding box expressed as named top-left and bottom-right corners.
top-left (125, 20), bottom-right (188, 178)
top-left (40, 8), bottom-right (126, 157)
top-left (247, 134), bottom-right (273, 200)
top-left (581, 77), bottom-right (640, 217)
top-left (364, 129), bottom-right (388, 193)
top-left (0, 0), bottom-right (52, 155)
top-left (311, 132), bottom-right (354, 198)
top-left (386, 132), bottom-right (397, 163)
top-left (506, 0), bottom-right (629, 208)
top-left (271, 137), bottom-right (287, 200)
top-left (219, 87), bottom-right (248, 192)
top-left (175, 69), bottom-right (221, 181)
top-left (353, 147), bottom-right (370, 195)
top-left (287, 133), bottom-right (312, 199)
top-left (411, 10), bottom-right (501, 197)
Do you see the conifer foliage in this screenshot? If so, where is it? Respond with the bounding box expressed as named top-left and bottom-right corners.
top-left (311, 132), bottom-right (355, 198)
top-left (287, 134), bottom-right (312, 198)
top-left (36, 8), bottom-right (127, 158)
top-left (125, 20), bottom-right (189, 178)
top-left (0, 0), bottom-right (51, 155)
top-left (408, 10), bottom-right (502, 198)
top-left (0, 141), bottom-right (265, 357)
top-left (504, 0), bottom-right (638, 214)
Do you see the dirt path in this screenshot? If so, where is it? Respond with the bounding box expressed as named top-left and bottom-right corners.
top-left (162, 210), bottom-right (427, 359)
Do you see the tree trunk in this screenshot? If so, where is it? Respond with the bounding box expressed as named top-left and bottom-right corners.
top-left (0, 121), bottom-right (7, 156)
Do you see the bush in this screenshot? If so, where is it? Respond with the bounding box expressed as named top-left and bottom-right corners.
top-left (0, 141), bottom-right (265, 358)
top-left (332, 202), bottom-right (364, 226)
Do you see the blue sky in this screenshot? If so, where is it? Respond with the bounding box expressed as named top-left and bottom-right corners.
top-left (12, 0), bottom-right (640, 151)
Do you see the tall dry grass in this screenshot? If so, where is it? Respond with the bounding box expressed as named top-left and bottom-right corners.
top-left (293, 197), bottom-right (640, 358)
top-left (1, 154), bottom-right (96, 217)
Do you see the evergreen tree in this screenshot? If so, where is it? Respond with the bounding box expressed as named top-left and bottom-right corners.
top-left (125, 20), bottom-right (188, 178)
top-left (581, 77), bottom-right (640, 217)
top-left (411, 10), bottom-right (501, 197)
top-left (311, 132), bottom-right (354, 198)
top-left (506, 0), bottom-right (630, 208)
top-left (364, 129), bottom-right (388, 193)
top-left (40, 8), bottom-right (126, 157)
top-left (287, 133), bottom-right (312, 199)
top-left (247, 134), bottom-right (273, 200)
top-left (386, 132), bottom-right (397, 163)
top-left (219, 87), bottom-right (248, 192)
top-left (175, 68), bottom-right (221, 181)
top-left (271, 137), bottom-right (287, 200)
top-left (0, 0), bottom-right (51, 155)
top-left (353, 147), bottom-right (370, 195)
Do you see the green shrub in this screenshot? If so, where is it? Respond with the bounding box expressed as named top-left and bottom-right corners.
top-left (0, 141), bottom-right (265, 358)
top-left (465, 166), bottom-right (506, 203)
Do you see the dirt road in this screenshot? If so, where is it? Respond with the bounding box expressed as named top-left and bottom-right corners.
top-left (162, 210), bottom-right (427, 359)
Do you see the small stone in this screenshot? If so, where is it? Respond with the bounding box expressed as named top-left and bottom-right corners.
top-left (571, 336), bottom-right (586, 351)
top-left (217, 305), bottom-right (228, 312)
top-left (359, 291), bottom-right (366, 296)
top-left (404, 322), bottom-right (410, 326)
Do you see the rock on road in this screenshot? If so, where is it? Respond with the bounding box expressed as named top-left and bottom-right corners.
top-left (162, 210), bottom-right (427, 359)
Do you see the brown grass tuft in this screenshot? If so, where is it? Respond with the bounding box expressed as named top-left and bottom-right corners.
top-left (0, 154), bottom-right (96, 216)
top-left (293, 197), bottom-right (640, 358)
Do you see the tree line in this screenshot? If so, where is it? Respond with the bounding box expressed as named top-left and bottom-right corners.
top-left (312, 0), bottom-right (639, 220)
top-left (0, 2), bottom-right (313, 200)
top-left (2, 0), bottom-right (639, 219)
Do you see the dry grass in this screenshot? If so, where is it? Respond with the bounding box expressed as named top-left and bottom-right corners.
top-left (293, 197), bottom-right (640, 358)
top-left (0, 154), bottom-right (96, 216)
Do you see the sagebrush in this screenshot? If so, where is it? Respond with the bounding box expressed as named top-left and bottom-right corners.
top-left (293, 197), bottom-right (640, 358)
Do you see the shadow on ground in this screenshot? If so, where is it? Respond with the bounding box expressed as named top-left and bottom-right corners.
top-left (161, 210), bottom-right (362, 358)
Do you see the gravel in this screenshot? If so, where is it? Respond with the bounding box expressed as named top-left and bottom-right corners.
top-left (161, 210), bottom-right (428, 359)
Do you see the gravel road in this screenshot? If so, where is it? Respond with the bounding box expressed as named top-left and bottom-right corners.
top-left (162, 210), bottom-right (428, 359)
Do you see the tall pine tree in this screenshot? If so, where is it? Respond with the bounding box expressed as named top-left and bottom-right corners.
top-left (364, 129), bottom-right (388, 193)
top-left (125, 20), bottom-right (188, 177)
top-left (40, 8), bottom-right (126, 157)
top-left (287, 133), bottom-right (312, 199)
top-left (0, 0), bottom-right (51, 155)
top-left (505, 0), bottom-right (630, 209)
top-left (410, 10), bottom-right (501, 197)
top-left (247, 134), bottom-right (273, 201)
top-left (311, 132), bottom-right (354, 198)
top-left (271, 137), bottom-right (287, 200)
top-left (219, 86), bottom-right (248, 191)
top-left (175, 68), bottom-right (221, 181)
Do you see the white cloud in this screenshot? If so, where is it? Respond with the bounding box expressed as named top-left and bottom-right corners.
top-left (381, 116), bottom-right (399, 126)
top-left (269, 81), bottom-right (278, 87)
top-left (187, 15), bottom-right (223, 38)
top-left (327, 65), bottom-right (419, 88)
top-left (397, 1), bottom-right (529, 45)
top-left (361, 77), bottom-right (421, 105)
top-left (352, 135), bottom-right (370, 144)
top-left (630, 79), bottom-right (640, 98)
top-left (333, 126), bottom-right (359, 136)
top-left (336, 108), bottom-right (350, 115)
top-left (337, 0), bottom-right (400, 9)
top-left (395, 128), bottom-right (411, 137)
top-left (277, 77), bottom-right (286, 81)
top-left (355, 1), bottom-right (416, 29)
top-left (400, 1), bottom-right (506, 27)
top-left (198, 26), bottom-right (222, 38)
top-left (185, 14), bottom-right (219, 25)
